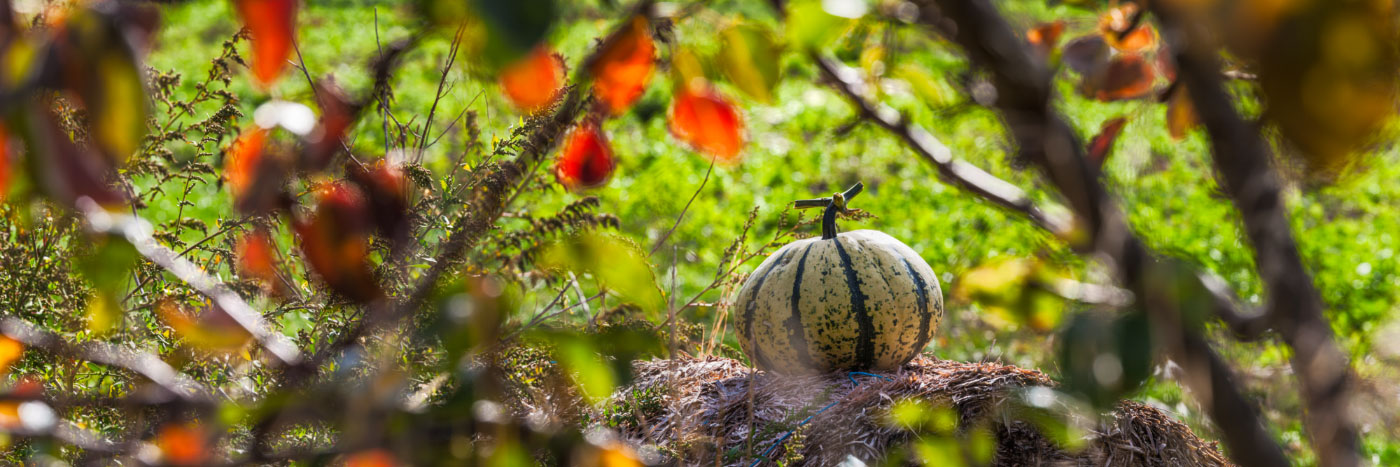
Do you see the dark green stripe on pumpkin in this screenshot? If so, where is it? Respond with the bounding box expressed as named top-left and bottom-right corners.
top-left (744, 248), bottom-right (793, 371)
top-left (834, 239), bottom-right (874, 369)
top-left (903, 257), bottom-right (932, 356)
top-left (785, 244), bottom-right (817, 370)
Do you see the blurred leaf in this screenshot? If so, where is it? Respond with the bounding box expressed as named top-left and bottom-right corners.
top-left (233, 0), bottom-right (297, 88)
top-left (223, 126), bottom-right (288, 214)
top-left (717, 22), bottom-right (781, 103)
top-left (424, 0), bottom-right (557, 69)
top-left (347, 160), bottom-right (410, 249)
top-left (236, 228), bottom-right (283, 294)
top-left (786, 0), bottom-right (850, 51)
top-left (50, 6), bottom-right (150, 163)
top-left (0, 336), bottom-right (20, 376)
top-left (591, 16), bottom-right (654, 115)
top-left (1082, 53), bottom-right (1154, 101)
top-left (253, 100), bottom-right (316, 136)
top-left (1014, 387), bottom-right (1090, 451)
top-left (345, 449), bottom-right (400, 467)
top-left (304, 80), bottom-right (356, 171)
top-left (1026, 20), bottom-right (1065, 59)
top-left (554, 335), bottom-right (614, 405)
top-left (154, 422), bottom-right (209, 466)
top-left (669, 47), bottom-right (707, 93)
top-left (1164, 82), bottom-right (1197, 140)
top-left (1087, 116), bottom-right (1127, 167)
top-left (1097, 3), bottom-right (1156, 53)
top-left (294, 182), bottom-right (383, 303)
top-left (1257, 1), bottom-right (1396, 178)
top-left (157, 300), bottom-right (253, 354)
top-left (553, 121), bottom-right (615, 191)
top-left (669, 86), bottom-right (745, 163)
top-left (1062, 35), bottom-right (1107, 75)
top-left (1056, 310), bottom-right (1154, 409)
top-left (540, 232), bottom-right (662, 314)
top-left (19, 104), bottom-right (126, 208)
top-left (499, 46), bottom-right (565, 114)
top-left (78, 235), bottom-right (137, 335)
top-left (955, 257), bottom-right (1066, 331)
top-left (888, 398), bottom-right (957, 434)
top-left (912, 437), bottom-right (964, 467)
top-left (892, 63), bottom-right (957, 108)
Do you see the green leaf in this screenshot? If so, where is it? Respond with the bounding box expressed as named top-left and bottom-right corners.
top-left (717, 22), bottom-right (781, 103)
top-left (785, 0), bottom-right (851, 51)
top-left (555, 336), bottom-right (614, 405)
top-left (419, 0), bottom-right (558, 69)
top-left (540, 232), bottom-right (664, 316)
top-left (892, 63), bottom-right (957, 108)
top-left (78, 236), bottom-right (137, 335)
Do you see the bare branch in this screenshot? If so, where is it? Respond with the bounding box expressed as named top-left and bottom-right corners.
top-left (77, 198), bottom-right (303, 368)
top-left (0, 318), bottom-right (213, 402)
top-left (1151, 4), bottom-right (1359, 464)
top-left (909, 1), bottom-right (1291, 465)
top-left (815, 55), bottom-right (1073, 236)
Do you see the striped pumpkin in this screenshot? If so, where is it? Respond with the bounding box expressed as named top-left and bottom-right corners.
top-left (735, 184), bottom-right (943, 374)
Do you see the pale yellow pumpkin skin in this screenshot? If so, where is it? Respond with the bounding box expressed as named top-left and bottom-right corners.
top-left (735, 229), bottom-right (943, 374)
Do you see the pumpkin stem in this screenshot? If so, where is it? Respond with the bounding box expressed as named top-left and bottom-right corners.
top-left (800, 182), bottom-right (863, 240)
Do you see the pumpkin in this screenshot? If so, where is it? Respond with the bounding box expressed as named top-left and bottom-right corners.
top-left (735, 183), bottom-right (943, 374)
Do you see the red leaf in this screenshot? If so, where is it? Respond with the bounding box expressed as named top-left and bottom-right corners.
top-left (345, 450), bottom-right (400, 467)
top-left (154, 422), bottom-right (209, 466)
top-left (669, 87), bottom-right (745, 162)
top-left (1027, 20), bottom-right (1066, 58)
top-left (1085, 54), bottom-right (1155, 101)
top-left (591, 16), bottom-right (655, 115)
top-left (304, 80), bottom-right (356, 171)
top-left (347, 161), bottom-right (409, 249)
top-left (500, 46), bottom-right (566, 114)
top-left (224, 127), bottom-right (288, 214)
top-left (554, 122), bottom-right (615, 191)
top-left (294, 182), bottom-right (383, 303)
top-left (236, 228), bottom-right (284, 294)
top-left (24, 105), bottom-right (126, 208)
top-left (233, 0), bottom-right (297, 88)
top-left (1087, 117), bottom-right (1128, 167)
top-left (0, 336), bottom-right (22, 376)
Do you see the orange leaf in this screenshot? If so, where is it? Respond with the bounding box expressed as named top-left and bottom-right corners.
top-left (225, 127), bottom-right (267, 197)
top-left (0, 336), bottom-right (22, 376)
top-left (554, 122), bottom-right (615, 191)
top-left (1085, 54), bottom-right (1155, 101)
top-left (591, 16), bottom-right (655, 115)
top-left (1087, 117), bottom-right (1128, 167)
top-left (155, 422), bottom-right (209, 466)
top-left (1098, 3), bottom-right (1157, 53)
top-left (236, 229), bottom-right (282, 291)
top-left (345, 449), bottom-right (400, 467)
top-left (669, 87), bottom-right (745, 162)
top-left (295, 182), bottom-right (383, 303)
top-left (234, 0), bottom-right (297, 88)
top-left (1027, 20), bottom-right (1066, 58)
top-left (1166, 83), bottom-right (1198, 140)
top-left (501, 46), bottom-right (566, 114)
top-left (156, 300), bottom-right (253, 353)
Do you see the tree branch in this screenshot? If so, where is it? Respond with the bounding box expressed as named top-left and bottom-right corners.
top-left (0, 318), bottom-right (213, 402)
top-left (1151, 4), bottom-right (1359, 465)
top-left (77, 198), bottom-right (303, 368)
top-left (909, 1), bottom-right (1291, 465)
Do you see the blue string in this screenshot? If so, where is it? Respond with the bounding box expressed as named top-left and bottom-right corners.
top-left (747, 372), bottom-right (889, 467)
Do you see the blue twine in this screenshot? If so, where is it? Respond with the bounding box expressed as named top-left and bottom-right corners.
top-left (748, 372), bottom-right (889, 467)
